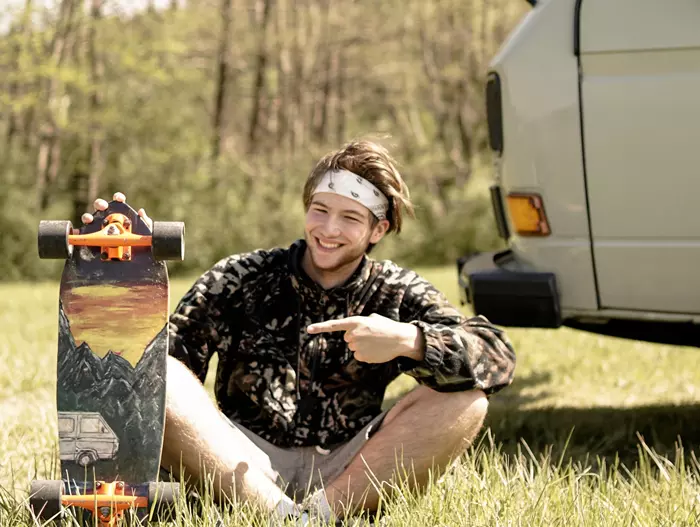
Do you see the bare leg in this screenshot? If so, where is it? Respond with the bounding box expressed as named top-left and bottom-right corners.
top-left (324, 386), bottom-right (488, 516)
top-left (160, 356), bottom-right (291, 512)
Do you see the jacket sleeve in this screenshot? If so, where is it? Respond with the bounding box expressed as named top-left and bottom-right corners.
top-left (396, 273), bottom-right (516, 395)
top-left (168, 251), bottom-right (263, 383)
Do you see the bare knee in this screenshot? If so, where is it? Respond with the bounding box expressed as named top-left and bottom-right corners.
top-left (166, 355), bottom-right (200, 387)
top-left (395, 385), bottom-right (488, 434)
top-left (458, 389), bottom-right (489, 422)
top-left (425, 389), bottom-right (488, 458)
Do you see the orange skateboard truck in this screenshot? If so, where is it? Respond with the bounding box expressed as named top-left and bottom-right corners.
top-left (37, 212), bottom-right (185, 262)
top-left (29, 480), bottom-right (177, 526)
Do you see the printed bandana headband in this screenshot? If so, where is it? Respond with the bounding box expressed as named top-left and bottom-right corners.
top-left (312, 169), bottom-right (390, 220)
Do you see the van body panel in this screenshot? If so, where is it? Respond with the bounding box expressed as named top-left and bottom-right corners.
top-left (489, 0), bottom-right (597, 311)
top-left (579, 0), bottom-right (700, 53)
top-left (591, 245), bottom-right (700, 315)
top-left (579, 0), bottom-right (700, 314)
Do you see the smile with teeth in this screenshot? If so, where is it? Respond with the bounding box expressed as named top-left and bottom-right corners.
top-left (317, 238), bottom-right (342, 249)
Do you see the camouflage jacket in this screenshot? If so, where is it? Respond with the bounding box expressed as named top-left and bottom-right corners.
top-left (168, 239), bottom-right (516, 449)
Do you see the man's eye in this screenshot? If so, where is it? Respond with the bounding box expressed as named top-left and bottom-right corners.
top-left (345, 216), bottom-right (360, 223)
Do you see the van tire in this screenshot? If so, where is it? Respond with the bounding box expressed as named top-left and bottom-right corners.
top-left (76, 450), bottom-right (97, 467)
top-left (29, 480), bottom-right (64, 522)
top-left (148, 481), bottom-right (180, 521)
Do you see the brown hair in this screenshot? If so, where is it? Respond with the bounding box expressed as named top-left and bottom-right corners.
top-left (303, 140), bottom-right (415, 235)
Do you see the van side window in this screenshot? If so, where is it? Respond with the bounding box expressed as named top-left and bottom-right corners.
top-left (58, 417), bottom-right (74, 434)
top-left (80, 417), bottom-right (104, 433)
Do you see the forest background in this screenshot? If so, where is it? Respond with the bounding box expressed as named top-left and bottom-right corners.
top-left (0, 0), bottom-right (530, 280)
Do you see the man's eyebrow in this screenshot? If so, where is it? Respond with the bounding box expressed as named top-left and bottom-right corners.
top-left (311, 199), bottom-right (365, 217)
top-left (341, 209), bottom-right (365, 218)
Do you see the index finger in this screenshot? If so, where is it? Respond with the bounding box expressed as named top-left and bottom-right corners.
top-left (307, 317), bottom-right (363, 334)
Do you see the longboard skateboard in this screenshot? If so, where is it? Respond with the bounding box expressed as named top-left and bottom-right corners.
top-left (30, 200), bottom-right (185, 526)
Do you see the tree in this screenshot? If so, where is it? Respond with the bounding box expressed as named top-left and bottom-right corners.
top-left (211, 0), bottom-right (233, 160)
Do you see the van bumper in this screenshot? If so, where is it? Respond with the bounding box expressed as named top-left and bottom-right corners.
top-left (457, 249), bottom-right (562, 328)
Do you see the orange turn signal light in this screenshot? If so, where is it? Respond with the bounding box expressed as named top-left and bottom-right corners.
top-left (506, 193), bottom-right (550, 236)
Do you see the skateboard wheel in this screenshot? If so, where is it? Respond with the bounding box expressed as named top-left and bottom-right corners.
top-left (38, 220), bottom-right (73, 259)
top-left (148, 481), bottom-right (180, 520)
top-left (29, 479), bottom-right (64, 522)
top-left (151, 221), bottom-right (185, 261)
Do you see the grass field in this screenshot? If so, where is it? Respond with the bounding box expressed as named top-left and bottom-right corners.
top-left (1, 267), bottom-right (700, 525)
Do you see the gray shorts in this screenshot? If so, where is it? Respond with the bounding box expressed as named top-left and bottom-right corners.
top-left (229, 411), bottom-right (389, 500)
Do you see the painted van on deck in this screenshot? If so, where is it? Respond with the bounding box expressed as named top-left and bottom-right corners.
top-left (58, 411), bottom-right (119, 467)
top-left (458, 0), bottom-right (700, 346)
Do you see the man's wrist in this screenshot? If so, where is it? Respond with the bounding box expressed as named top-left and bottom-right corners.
top-left (401, 323), bottom-right (425, 361)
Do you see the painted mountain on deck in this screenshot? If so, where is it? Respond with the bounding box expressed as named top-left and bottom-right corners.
top-left (57, 299), bottom-right (167, 483)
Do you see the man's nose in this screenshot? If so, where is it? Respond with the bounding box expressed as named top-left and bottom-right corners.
top-left (320, 216), bottom-right (342, 237)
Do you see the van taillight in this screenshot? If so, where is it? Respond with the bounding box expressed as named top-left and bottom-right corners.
top-left (507, 193), bottom-right (551, 236)
top-left (486, 72), bottom-right (503, 154)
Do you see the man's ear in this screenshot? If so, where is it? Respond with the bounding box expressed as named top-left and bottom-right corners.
top-left (369, 219), bottom-right (390, 244)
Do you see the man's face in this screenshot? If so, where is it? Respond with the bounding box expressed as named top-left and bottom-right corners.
top-left (304, 192), bottom-right (388, 272)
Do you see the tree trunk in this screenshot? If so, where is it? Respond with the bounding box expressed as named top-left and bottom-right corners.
top-left (4, 34), bottom-right (20, 165)
top-left (302, 2), bottom-right (321, 147)
top-left (456, 78), bottom-right (473, 184)
top-left (86, 0), bottom-right (105, 207)
top-left (248, 0), bottom-right (273, 153)
top-left (275, 0), bottom-right (287, 147)
top-left (5, 0), bottom-right (34, 154)
top-left (22, 106), bottom-right (36, 151)
top-left (480, 0), bottom-right (490, 66)
top-left (36, 0), bottom-right (76, 211)
top-left (211, 0), bottom-right (233, 160)
top-left (335, 47), bottom-right (346, 144)
top-left (311, 0), bottom-right (331, 144)
top-left (290, 0), bottom-right (307, 152)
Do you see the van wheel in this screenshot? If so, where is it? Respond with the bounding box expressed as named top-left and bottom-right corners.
top-left (76, 450), bottom-right (97, 467)
top-left (29, 480), bottom-right (64, 522)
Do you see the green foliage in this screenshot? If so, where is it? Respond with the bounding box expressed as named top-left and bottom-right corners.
top-left (0, 0), bottom-right (530, 279)
top-left (0, 179), bottom-right (64, 281)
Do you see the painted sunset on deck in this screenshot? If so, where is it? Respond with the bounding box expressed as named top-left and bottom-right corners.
top-left (61, 283), bottom-right (168, 367)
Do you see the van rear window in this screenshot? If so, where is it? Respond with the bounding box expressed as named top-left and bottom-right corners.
top-left (58, 417), bottom-right (74, 434)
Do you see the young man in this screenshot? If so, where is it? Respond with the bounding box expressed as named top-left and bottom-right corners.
top-left (84, 140), bottom-right (516, 524)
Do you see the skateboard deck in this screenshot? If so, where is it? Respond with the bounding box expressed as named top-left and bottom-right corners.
top-left (56, 201), bottom-right (169, 486)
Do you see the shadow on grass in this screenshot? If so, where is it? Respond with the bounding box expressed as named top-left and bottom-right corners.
top-left (386, 371), bottom-right (700, 470)
top-left (484, 398), bottom-right (700, 469)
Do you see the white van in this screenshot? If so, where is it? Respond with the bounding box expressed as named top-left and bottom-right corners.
top-left (458, 0), bottom-right (700, 346)
top-left (58, 411), bottom-right (119, 467)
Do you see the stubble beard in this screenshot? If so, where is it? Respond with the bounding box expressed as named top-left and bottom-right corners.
top-left (305, 233), bottom-right (369, 277)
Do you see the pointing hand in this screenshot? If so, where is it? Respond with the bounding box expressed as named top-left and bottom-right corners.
top-left (307, 314), bottom-right (425, 363)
